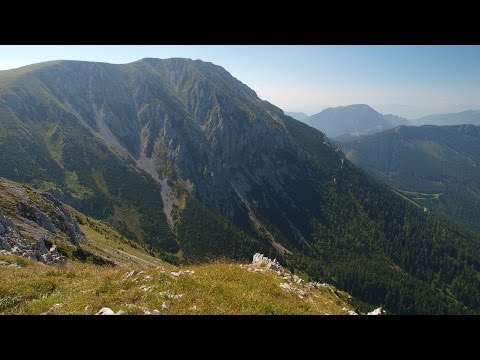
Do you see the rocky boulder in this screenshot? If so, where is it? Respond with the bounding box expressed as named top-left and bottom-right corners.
top-left (95, 307), bottom-right (124, 315)
top-left (367, 307), bottom-right (386, 315)
top-left (40, 193), bottom-right (84, 244)
top-left (16, 202), bottom-right (56, 233)
top-left (251, 253), bottom-right (283, 271)
top-left (0, 215), bottom-right (13, 252)
top-left (1, 209), bottom-right (67, 265)
top-left (16, 193), bottom-right (84, 245)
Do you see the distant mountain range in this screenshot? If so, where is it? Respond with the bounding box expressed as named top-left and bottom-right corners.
top-left (341, 124), bottom-right (480, 231)
top-left (413, 110), bottom-right (480, 126)
top-left (287, 106), bottom-right (480, 140)
top-left (295, 104), bottom-right (410, 139)
top-left (1, 59), bottom-right (480, 313)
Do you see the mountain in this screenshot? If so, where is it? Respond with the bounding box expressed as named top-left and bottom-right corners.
top-left (1, 59), bottom-right (480, 314)
top-left (0, 177), bottom-right (357, 314)
top-left (305, 104), bottom-right (410, 138)
top-left (285, 111), bottom-right (309, 122)
top-left (414, 110), bottom-right (480, 126)
top-left (342, 124), bottom-right (480, 231)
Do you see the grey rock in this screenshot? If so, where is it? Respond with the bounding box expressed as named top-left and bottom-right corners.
top-left (279, 282), bottom-right (291, 291)
top-left (0, 185), bottom-right (85, 266)
top-left (144, 309), bottom-right (160, 315)
top-left (0, 208), bottom-right (67, 266)
top-left (40, 192), bottom-right (84, 244)
top-left (14, 194), bottom-right (84, 246)
top-left (124, 270), bottom-right (138, 279)
top-left (293, 275), bottom-right (305, 286)
top-left (169, 270), bottom-right (194, 278)
top-left (0, 211), bottom-right (13, 252)
top-left (367, 307), bottom-right (386, 315)
top-left (36, 238), bottom-right (48, 253)
top-left (95, 307), bottom-right (115, 315)
top-left (297, 290), bottom-right (308, 299)
top-left (16, 202), bottom-right (56, 232)
top-left (251, 253), bottom-right (283, 271)
top-left (0, 237), bottom-right (12, 252)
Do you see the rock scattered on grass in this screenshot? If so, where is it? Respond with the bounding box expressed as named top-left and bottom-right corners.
top-left (95, 307), bottom-right (124, 315)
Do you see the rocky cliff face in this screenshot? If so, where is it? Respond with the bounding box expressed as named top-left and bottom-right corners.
top-left (0, 178), bottom-right (84, 264)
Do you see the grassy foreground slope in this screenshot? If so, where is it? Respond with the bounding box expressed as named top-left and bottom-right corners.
top-left (0, 254), bottom-right (355, 315)
top-left (0, 177), bottom-right (355, 315)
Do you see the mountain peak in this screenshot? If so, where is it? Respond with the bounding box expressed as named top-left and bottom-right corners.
top-left (335, 104), bottom-right (375, 111)
top-left (306, 104), bottom-right (409, 138)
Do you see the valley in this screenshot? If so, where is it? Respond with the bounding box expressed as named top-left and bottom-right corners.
top-left (341, 124), bottom-right (480, 231)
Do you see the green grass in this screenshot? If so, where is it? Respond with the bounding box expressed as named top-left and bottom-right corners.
top-left (65, 171), bottom-right (94, 199)
top-left (112, 205), bottom-right (144, 242)
top-left (71, 208), bottom-right (167, 268)
top-left (0, 255), bottom-right (355, 315)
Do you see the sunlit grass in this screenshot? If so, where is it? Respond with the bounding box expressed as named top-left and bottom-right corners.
top-left (0, 255), bottom-right (354, 315)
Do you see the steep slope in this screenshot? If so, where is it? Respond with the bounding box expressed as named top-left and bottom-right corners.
top-left (305, 104), bottom-right (410, 138)
top-left (342, 124), bottom-right (480, 231)
top-left (282, 119), bottom-right (480, 314)
top-left (414, 110), bottom-right (480, 126)
top-left (1, 59), bottom-right (480, 313)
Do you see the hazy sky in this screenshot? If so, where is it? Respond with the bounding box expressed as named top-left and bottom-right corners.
top-left (1, 45), bottom-right (479, 119)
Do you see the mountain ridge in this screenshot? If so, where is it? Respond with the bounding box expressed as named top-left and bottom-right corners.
top-left (1, 58), bottom-right (480, 313)
top-left (413, 110), bottom-right (480, 126)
